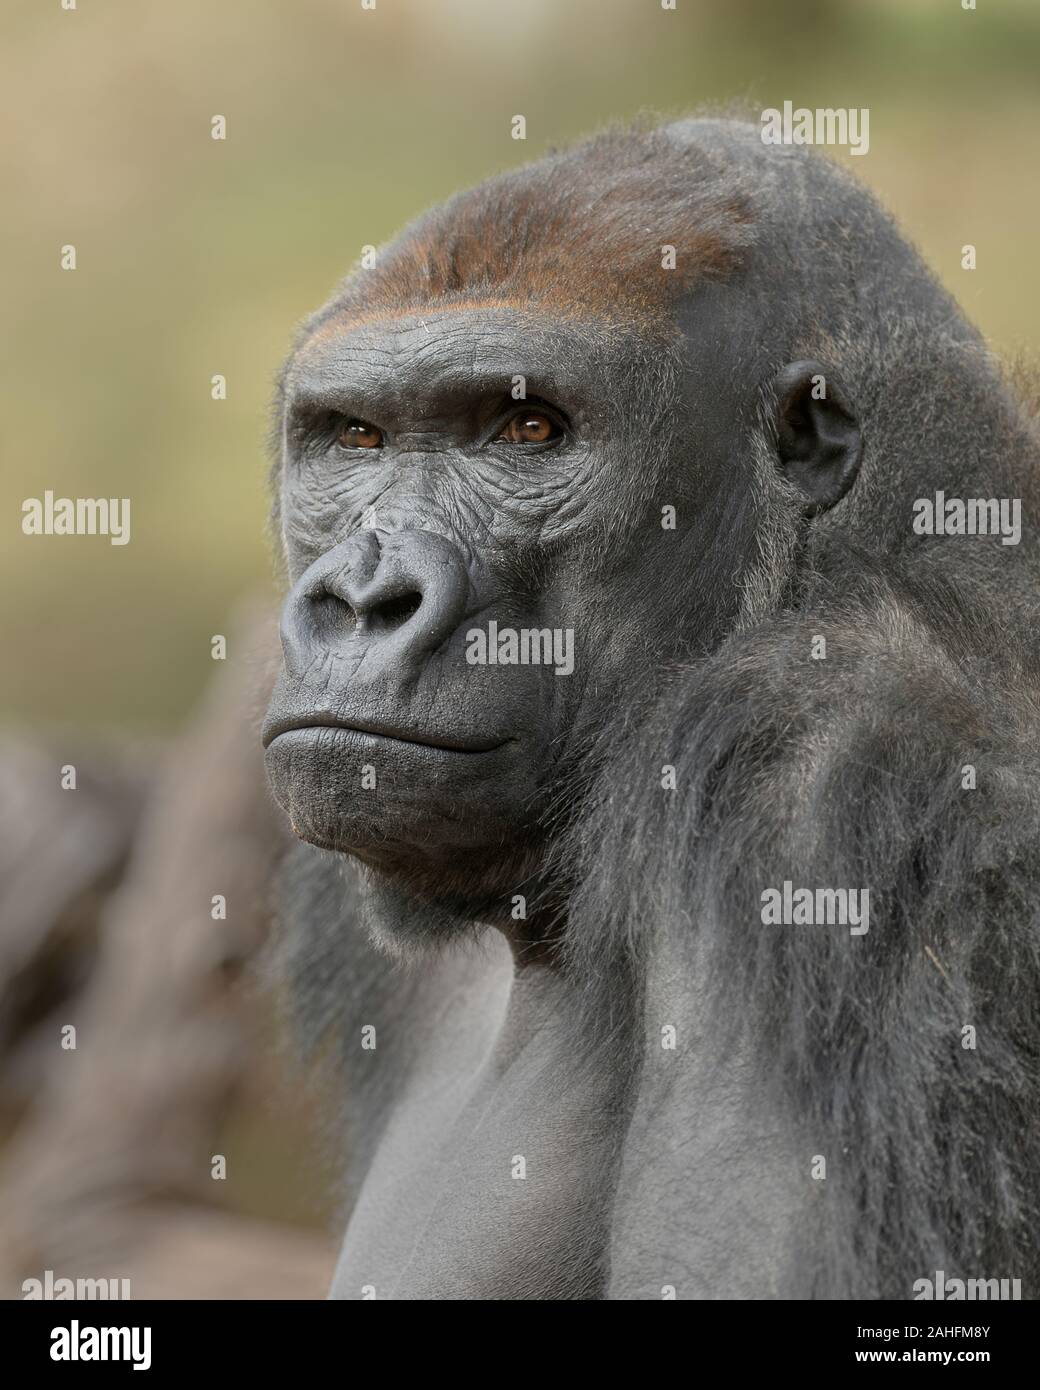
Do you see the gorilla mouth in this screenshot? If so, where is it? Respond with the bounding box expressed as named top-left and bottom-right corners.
top-left (262, 715), bottom-right (510, 756)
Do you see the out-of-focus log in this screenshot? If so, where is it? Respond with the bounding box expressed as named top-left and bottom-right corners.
top-left (0, 598), bottom-right (336, 1298)
top-left (0, 736), bottom-right (150, 1102)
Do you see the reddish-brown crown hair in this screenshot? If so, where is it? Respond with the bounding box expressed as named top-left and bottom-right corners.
top-left (310, 123), bottom-right (755, 334)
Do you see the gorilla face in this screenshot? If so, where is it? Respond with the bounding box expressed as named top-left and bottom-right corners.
top-left (263, 306), bottom-right (678, 890)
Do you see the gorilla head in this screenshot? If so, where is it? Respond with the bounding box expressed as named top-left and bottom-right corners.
top-left (262, 119), bottom-right (1000, 938)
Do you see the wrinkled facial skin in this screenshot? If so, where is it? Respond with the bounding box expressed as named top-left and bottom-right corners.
top-left (263, 300), bottom-right (752, 907)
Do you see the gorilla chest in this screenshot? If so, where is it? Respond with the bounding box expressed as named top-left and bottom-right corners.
top-left (330, 970), bottom-right (617, 1300)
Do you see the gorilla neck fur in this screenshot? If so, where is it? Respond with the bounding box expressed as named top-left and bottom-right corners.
top-left (353, 845), bottom-right (568, 964)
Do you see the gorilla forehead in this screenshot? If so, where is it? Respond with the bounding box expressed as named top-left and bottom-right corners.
top-left (286, 304), bottom-right (641, 424)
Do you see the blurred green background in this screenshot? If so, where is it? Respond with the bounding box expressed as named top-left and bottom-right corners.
top-left (2, 0), bottom-right (1038, 732)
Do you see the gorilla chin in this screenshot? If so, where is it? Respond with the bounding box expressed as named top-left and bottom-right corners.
top-left (263, 722), bottom-right (536, 872)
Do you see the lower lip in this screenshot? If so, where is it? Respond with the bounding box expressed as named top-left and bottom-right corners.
top-left (265, 725), bottom-right (508, 756)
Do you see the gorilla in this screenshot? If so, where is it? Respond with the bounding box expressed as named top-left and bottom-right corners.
top-left (262, 119), bottom-right (1040, 1300)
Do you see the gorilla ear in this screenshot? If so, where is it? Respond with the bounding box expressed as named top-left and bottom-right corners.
top-left (772, 361), bottom-right (862, 514)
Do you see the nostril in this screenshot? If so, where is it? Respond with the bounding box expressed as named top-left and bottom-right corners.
top-left (368, 590), bottom-right (423, 633)
top-left (312, 592), bottom-right (357, 641)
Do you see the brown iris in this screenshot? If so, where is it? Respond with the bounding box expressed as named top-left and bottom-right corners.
top-left (337, 418), bottom-right (383, 449)
top-left (497, 412), bottom-right (559, 444)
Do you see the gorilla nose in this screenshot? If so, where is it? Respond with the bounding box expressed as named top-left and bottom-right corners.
top-left (279, 530), bottom-right (471, 680)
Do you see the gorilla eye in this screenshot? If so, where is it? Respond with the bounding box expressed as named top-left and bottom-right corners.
top-left (497, 412), bottom-right (562, 445)
top-left (337, 418), bottom-right (383, 449)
